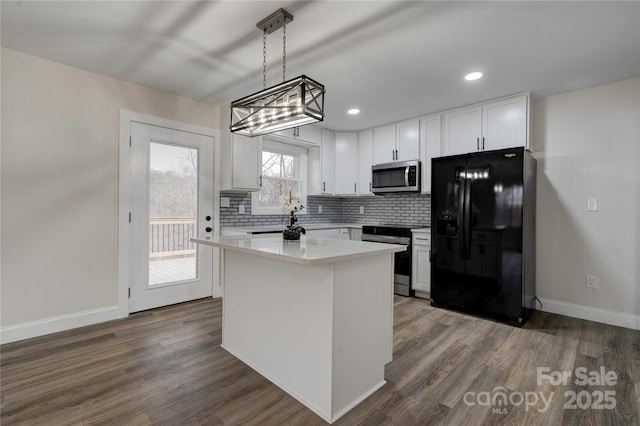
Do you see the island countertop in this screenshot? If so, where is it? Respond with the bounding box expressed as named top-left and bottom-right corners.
top-left (191, 234), bottom-right (406, 266)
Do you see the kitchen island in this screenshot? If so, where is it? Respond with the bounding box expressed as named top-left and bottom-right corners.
top-left (191, 235), bottom-right (405, 423)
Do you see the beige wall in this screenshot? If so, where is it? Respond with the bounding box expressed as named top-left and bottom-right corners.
top-left (531, 78), bottom-right (640, 319)
top-left (1, 47), bottom-right (220, 326)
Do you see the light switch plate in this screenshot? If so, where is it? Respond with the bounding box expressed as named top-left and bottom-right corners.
top-left (220, 197), bottom-right (230, 208)
top-left (587, 198), bottom-right (598, 211)
top-left (359, 206), bottom-right (364, 214)
top-left (318, 205), bottom-right (323, 214)
top-left (586, 274), bottom-right (598, 288)
top-left (239, 205), bottom-right (245, 214)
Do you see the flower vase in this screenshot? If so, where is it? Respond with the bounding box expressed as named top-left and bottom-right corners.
top-left (283, 227), bottom-right (302, 241)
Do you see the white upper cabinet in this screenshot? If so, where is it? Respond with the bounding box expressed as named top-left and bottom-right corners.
top-left (442, 105), bottom-right (482, 155)
top-left (442, 93), bottom-right (529, 156)
top-left (358, 130), bottom-right (374, 196)
top-left (373, 119), bottom-right (420, 164)
top-left (220, 106), bottom-right (263, 191)
top-left (419, 114), bottom-right (441, 193)
top-left (229, 134), bottom-right (262, 190)
top-left (373, 124), bottom-right (396, 164)
top-left (481, 95), bottom-right (528, 151)
top-left (320, 129), bottom-right (335, 195)
top-left (334, 132), bottom-right (359, 195)
top-left (271, 124), bottom-right (320, 146)
top-left (395, 119), bottom-right (420, 162)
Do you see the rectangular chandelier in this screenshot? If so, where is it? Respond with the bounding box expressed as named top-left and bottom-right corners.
top-left (230, 75), bottom-right (325, 137)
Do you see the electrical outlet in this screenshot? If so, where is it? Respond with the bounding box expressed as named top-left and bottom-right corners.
top-left (586, 274), bottom-right (598, 288)
top-left (587, 198), bottom-right (598, 212)
top-left (220, 197), bottom-right (231, 208)
top-left (318, 205), bottom-right (323, 214)
top-left (359, 206), bottom-right (364, 214)
top-left (239, 204), bottom-right (245, 214)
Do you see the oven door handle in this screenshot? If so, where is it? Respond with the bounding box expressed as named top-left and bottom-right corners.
top-left (361, 234), bottom-right (410, 245)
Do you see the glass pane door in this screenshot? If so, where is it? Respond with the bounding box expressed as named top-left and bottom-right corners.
top-left (148, 142), bottom-right (198, 286)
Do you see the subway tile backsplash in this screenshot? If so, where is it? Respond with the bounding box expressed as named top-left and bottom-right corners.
top-left (220, 191), bottom-right (431, 228)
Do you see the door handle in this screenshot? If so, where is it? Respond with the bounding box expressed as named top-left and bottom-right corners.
top-left (458, 177), bottom-right (466, 260)
top-left (205, 227), bottom-right (212, 233)
top-left (205, 215), bottom-right (211, 221)
top-left (464, 177), bottom-right (472, 259)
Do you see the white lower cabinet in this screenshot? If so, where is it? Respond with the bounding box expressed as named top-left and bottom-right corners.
top-left (411, 230), bottom-right (431, 298)
top-left (306, 228), bottom-right (350, 240)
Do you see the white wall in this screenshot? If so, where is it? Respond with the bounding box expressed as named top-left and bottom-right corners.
top-left (1, 48), bottom-right (219, 331)
top-left (531, 78), bottom-right (640, 328)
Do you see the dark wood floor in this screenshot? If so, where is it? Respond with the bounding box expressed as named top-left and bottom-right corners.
top-left (1, 296), bottom-right (638, 425)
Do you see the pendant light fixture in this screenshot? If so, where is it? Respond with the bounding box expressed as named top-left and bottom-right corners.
top-left (230, 8), bottom-right (325, 137)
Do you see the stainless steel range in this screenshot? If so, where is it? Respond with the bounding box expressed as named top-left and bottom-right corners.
top-left (361, 224), bottom-right (419, 296)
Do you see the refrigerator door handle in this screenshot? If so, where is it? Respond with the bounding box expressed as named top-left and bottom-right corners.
top-left (464, 176), bottom-right (472, 259)
top-left (458, 177), bottom-right (466, 260)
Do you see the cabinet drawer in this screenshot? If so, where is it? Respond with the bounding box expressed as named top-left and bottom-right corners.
top-left (412, 234), bottom-right (430, 246)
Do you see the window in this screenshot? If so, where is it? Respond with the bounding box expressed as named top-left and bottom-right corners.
top-left (251, 140), bottom-right (307, 215)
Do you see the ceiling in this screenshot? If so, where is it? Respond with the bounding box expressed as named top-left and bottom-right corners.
top-left (2, 1), bottom-right (639, 131)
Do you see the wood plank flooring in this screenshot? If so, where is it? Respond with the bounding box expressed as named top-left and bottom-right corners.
top-left (1, 296), bottom-right (638, 425)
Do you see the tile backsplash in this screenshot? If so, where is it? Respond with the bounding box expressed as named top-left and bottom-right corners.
top-left (220, 191), bottom-right (431, 228)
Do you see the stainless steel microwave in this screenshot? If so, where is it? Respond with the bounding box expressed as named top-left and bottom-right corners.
top-left (371, 160), bottom-right (421, 194)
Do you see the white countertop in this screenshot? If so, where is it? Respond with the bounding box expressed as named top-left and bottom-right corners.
top-left (191, 234), bottom-right (406, 266)
top-left (222, 223), bottom-right (363, 234)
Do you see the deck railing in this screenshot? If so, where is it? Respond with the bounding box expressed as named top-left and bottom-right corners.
top-left (149, 217), bottom-right (196, 258)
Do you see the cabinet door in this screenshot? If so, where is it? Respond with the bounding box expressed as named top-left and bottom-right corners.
top-left (373, 124), bottom-right (396, 164)
top-left (420, 114), bottom-right (441, 194)
top-left (296, 125), bottom-right (320, 145)
top-left (411, 233), bottom-right (431, 294)
top-left (358, 130), bottom-right (374, 195)
top-left (482, 95), bottom-right (528, 151)
top-left (232, 134), bottom-right (262, 190)
top-left (396, 119), bottom-right (420, 161)
top-left (320, 130), bottom-right (335, 194)
top-left (442, 106), bottom-right (482, 156)
top-left (334, 132), bottom-right (359, 195)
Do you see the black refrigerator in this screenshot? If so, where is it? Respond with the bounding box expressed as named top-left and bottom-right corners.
top-left (430, 147), bottom-right (536, 326)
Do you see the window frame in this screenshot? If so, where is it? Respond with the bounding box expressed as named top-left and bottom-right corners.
top-left (251, 139), bottom-right (307, 216)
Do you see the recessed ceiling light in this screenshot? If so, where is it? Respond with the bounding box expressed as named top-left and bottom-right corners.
top-left (465, 72), bottom-right (483, 81)
top-left (347, 108), bottom-right (360, 115)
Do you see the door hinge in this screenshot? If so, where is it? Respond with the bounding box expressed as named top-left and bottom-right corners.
top-left (129, 212), bottom-right (131, 223)
top-left (128, 288), bottom-right (131, 298)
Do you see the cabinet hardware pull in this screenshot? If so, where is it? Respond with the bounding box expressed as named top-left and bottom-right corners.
top-left (323, 182), bottom-right (326, 192)
top-left (354, 183), bottom-right (357, 193)
top-left (392, 149), bottom-right (395, 160)
top-left (369, 182), bottom-right (372, 192)
top-left (482, 136), bottom-right (485, 150)
top-left (258, 175), bottom-right (263, 187)
top-left (477, 137), bottom-right (480, 151)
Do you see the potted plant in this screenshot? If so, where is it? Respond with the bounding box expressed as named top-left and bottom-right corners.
top-left (280, 192), bottom-right (306, 241)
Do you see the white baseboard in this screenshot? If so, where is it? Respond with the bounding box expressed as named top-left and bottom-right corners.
top-left (539, 298), bottom-right (640, 330)
top-left (0, 305), bottom-right (127, 344)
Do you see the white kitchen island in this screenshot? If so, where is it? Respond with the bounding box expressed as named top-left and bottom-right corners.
top-left (191, 234), bottom-right (405, 424)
